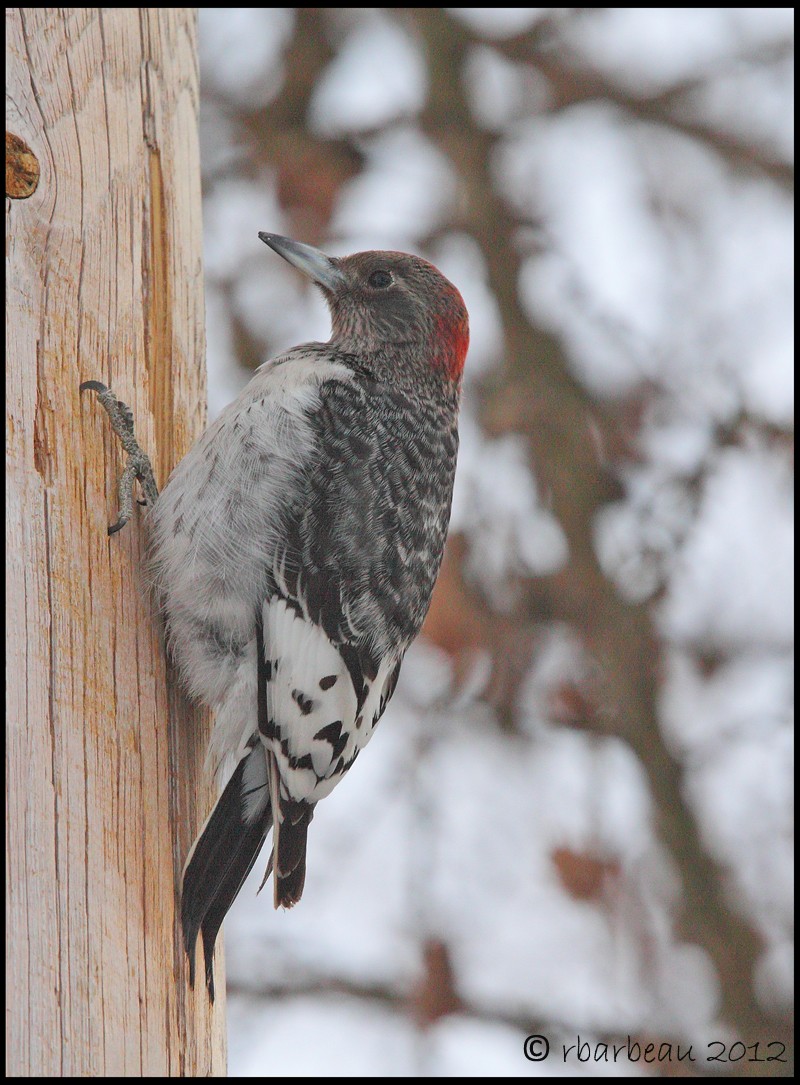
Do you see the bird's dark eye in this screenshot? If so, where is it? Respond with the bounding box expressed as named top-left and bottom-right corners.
top-left (368, 269), bottom-right (393, 289)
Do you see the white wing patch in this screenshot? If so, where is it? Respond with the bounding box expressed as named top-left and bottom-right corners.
top-left (259, 597), bottom-right (398, 804)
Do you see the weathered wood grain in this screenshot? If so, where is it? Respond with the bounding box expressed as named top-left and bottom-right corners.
top-left (6, 8), bottom-right (226, 1075)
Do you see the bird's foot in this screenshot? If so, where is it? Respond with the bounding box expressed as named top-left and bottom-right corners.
top-left (80, 380), bottom-right (159, 535)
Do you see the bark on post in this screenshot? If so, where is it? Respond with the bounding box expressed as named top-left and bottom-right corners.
top-left (6, 9), bottom-right (226, 1075)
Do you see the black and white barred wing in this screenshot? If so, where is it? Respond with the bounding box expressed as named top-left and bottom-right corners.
top-left (254, 375), bottom-right (447, 907)
top-left (257, 593), bottom-right (400, 907)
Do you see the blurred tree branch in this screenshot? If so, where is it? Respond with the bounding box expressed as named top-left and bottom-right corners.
top-left (474, 19), bottom-right (794, 190)
top-left (226, 975), bottom-right (698, 1072)
top-left (204, 8), bottom-right (364, 237)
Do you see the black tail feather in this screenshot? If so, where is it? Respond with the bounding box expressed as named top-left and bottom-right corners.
top-left (181, 750), bottom-right (272, 1001)
top-left (198, 811), bottom-right (271, 1001)
top-left (274, 799), bottom-right (314, 908)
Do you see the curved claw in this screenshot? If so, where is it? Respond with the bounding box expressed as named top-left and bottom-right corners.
top-left (80, 380), bottom-right (109, 394)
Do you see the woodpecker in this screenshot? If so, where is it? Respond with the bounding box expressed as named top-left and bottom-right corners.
top-left (82, 233), bottom-right (468, 999)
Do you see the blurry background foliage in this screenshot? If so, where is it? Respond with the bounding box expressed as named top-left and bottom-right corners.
top-left (197, 8), bottom-right (793, 1076)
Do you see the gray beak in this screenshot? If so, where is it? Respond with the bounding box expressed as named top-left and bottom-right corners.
top-left (259, 232), bottom-right (346, 292)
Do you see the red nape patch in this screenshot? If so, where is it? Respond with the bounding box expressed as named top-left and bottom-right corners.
top-left (433, 293), bottom-right (470, 381)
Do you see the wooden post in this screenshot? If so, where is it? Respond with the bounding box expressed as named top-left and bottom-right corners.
top-left (6, 9), bottom-right (226, 1075)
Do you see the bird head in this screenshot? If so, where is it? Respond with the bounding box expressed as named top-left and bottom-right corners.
top-left (259, 233), bottom-right (469, 389)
